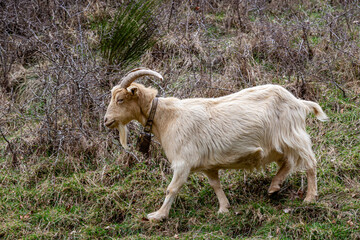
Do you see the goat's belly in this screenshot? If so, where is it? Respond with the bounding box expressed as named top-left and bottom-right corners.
top-left (216, 149), bottom-right (264, 170)
top-left (193, 148), bottom-right (283, 172)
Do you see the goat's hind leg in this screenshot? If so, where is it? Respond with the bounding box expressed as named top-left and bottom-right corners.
top-left (299, 147), bottom-right (318, 202)
top-left (268, 151), bottom-right (318, 202)
top-left (304, 166), bottom-right (317, 202)
top-left (268, 161), bottom-right (292, 194)
top-left (147, 163), bottom-right (190, 221)
top-left (203, 170), bottom-right (230, 213)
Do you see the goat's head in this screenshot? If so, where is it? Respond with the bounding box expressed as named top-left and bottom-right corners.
top-left (104, 68), bottom-right (163, 149)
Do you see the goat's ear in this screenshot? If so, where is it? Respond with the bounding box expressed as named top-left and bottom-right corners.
top-left (127, 86), bottom-right (138, 96)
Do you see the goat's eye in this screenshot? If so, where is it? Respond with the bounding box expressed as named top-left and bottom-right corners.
top-left (117, 99), bottom-right (124, 104)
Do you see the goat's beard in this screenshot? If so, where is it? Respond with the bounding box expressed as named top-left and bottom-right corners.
top-left (117, 124), bottom-right (129, 150)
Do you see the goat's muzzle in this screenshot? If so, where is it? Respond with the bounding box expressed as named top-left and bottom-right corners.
top-left (104, 117), bottom-right (116, 128)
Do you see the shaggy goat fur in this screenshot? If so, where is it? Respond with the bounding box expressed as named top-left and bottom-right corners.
top-left (104, 68), bottom-right (328, 221)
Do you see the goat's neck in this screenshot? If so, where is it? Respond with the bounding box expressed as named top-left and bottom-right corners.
top-left (137, 100), bottom-right (153, 127)
top-left (137, 97), bottom-right (173, 144)
top-left (137, 91), bottom-right (158, 125)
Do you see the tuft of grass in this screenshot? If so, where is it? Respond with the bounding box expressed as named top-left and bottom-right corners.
top-left (99, 0), bottom-right (159, 68)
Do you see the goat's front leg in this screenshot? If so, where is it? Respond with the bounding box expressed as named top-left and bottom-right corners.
top-left (147, 164), bottom-right (190, 221)
top-left (203, 170), bottom-right (230, 213)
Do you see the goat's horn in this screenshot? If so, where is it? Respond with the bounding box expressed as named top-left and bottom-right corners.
top-left (120, 68), bottom-right (163, 88)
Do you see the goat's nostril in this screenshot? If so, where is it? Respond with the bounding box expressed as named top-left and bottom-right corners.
top-left (104, 117), bottom-right (116, 128)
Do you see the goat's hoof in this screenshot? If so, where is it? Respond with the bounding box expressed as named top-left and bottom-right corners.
top-left (218, 208), bottom-right (229, 214)
top-left (268, 185), bottom-right (281, 195)
top-left (304, 195), bottom-right (317, 203)
top-left (147, 211), bottom-right (167, 222)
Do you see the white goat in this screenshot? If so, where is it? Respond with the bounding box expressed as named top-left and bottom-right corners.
top-left (104, 68), bottom-right (328, 221)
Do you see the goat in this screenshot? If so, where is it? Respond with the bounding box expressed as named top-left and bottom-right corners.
top-left (104, 68), bottom-right (328, 221)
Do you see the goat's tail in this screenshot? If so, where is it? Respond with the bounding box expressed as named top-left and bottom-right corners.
top-left (302, 100), bottom-right (329, 122)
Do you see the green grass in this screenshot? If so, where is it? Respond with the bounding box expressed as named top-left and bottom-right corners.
top-left (1, 90), bottom-right (359, 239)
top-left (98, 0), bottom-right (159, 67)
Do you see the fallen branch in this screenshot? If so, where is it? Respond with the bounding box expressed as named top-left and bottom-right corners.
top-left (0, 126), bottom-right (18, 168)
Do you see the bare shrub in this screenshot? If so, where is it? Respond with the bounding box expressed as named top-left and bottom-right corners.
top-left (0, 0), bottom-right (121, 165)
top-left (251, 21), bottom-right (307, 77)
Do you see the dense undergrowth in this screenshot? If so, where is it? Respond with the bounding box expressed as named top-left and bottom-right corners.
top-left (1, 0), bottom-right (359, 239)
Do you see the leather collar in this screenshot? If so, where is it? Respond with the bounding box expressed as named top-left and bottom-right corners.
top-left (144, 97), bottom-right (158, 133)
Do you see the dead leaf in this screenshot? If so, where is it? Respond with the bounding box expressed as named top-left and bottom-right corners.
top-left (347, 220), bottom-right (354, 227)
top-left (283, 208), bottom-right (291, 213)
top-left (66, 204), bottom-right (72, 212)
top-left (20, 213), bottom-right (31, 221)
top-left (297, 189), bottom-right (304, 199)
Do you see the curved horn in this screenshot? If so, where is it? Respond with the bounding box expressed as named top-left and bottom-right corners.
top-left (119, 68), bottom-right (163, 88)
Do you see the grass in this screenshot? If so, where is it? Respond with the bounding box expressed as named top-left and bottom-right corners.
top-left (1, 90), bottom-right (359, 239)
top-left (98, 0), bottom-right (159, 67)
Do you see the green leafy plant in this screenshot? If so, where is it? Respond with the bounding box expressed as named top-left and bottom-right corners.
top-left (99, 0), bottom-right (159, 68)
